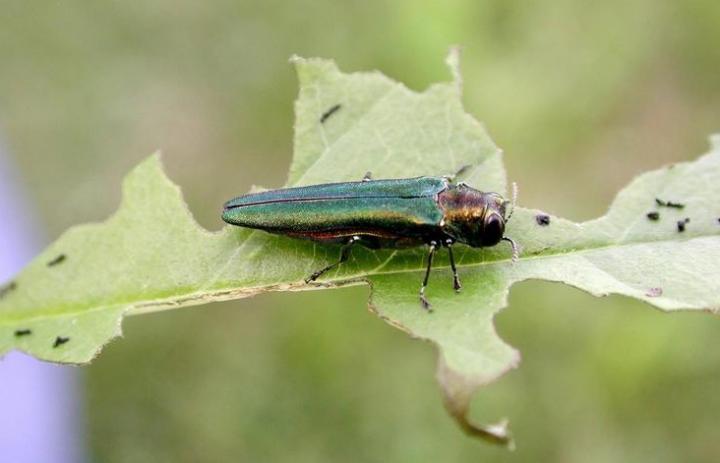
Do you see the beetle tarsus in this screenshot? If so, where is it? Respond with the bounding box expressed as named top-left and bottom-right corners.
top-left (452, 275), bottom-right (462, 292)
top-left (305, 236), bottom-right (359, 283)
top-left (419, 291), bottom-right (433, 311)
top-left (418, 241), bottom-right (438, 310)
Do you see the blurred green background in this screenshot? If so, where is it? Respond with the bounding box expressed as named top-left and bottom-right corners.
top-left (2, 0), bottom-right (720, 461)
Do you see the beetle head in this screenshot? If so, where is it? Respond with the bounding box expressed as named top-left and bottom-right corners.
top-left (438, 185), bottom-right (507, 248)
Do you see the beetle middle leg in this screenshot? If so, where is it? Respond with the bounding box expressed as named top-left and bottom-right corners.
top-left (444, 164), bottom-right (472, 184)
top-left (446, 239), bottom-right (462, 292)
top-left (419, 241), bottom-right (438, 311)
top-left (305, 236), bottom-right (360, 283)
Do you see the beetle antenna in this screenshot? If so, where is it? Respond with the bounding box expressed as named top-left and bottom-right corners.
top-left (504, 182), bottom-right (518, 222)
top-left (502, 237), bottom-right (519, 262)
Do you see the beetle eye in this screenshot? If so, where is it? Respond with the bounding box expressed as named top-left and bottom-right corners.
top-left (482, 214), bottom-right (504, 246)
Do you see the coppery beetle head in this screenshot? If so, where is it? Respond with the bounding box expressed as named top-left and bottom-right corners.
top-left (438, 184), bottom-right (510, 248)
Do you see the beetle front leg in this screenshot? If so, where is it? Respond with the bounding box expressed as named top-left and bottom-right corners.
top-left (502, 236), bottom-right (519, 262)
top-left (419, 241), bottom-right (438, 311)
top-left (305, 236), bottom-right (359, 283)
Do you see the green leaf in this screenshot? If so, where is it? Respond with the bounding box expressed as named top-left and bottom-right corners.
top-left (2, 51), bottom-right (719, 447)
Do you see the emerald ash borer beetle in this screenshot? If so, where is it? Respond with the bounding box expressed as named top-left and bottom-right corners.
top-left (222, 173), bottom-right (518, 310)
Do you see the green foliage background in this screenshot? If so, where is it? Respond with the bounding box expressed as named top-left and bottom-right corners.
top-left (2, 0), bottom-right (720, 461)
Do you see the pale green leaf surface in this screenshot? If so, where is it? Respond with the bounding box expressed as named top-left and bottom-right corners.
top-left (2, 53), bottom-right (719, 446)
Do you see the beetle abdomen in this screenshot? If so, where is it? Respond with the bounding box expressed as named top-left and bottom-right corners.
top-left (222, 177), bottom-right (448, 241)
top-left (224, 196), bottom-right (442, 232)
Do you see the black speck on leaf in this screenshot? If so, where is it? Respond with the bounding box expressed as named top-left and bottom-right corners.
top-left (677, 218), bottom-right (690, 232)
top-left (14, 329), bottom-right (32, 337)
top-left (656, 198), bottom-right (685, 209)
top-left (536, 214), bottom-right (550, 226)
top-left (320, 104), bottom-right (341, 123)
top-left (53, 336), bottom-right (70, 348)
top-left (47, 254), bottom-right (67, 267)
top-left (646, 211), bottom-right (660, 221)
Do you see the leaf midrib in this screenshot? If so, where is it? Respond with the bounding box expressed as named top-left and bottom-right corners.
top-left (3, 230), bottom-right (715, 325)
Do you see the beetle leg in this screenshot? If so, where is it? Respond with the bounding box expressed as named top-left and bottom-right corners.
top-left (445, 239), bottom-right (462, 292)
top-left (444, 164), bottom-right (472, 184)
top-left (362, 171), bottom-right (373, 182)
top-left (419, 241), bottom-right (438, 311)
top-left (502, 236), bottom-right (519, 262)
top-left (305, 236), bottom-right (360, 283)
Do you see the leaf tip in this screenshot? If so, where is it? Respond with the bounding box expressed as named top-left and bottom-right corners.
top-left (120, 151), bottom-right (179, 204)
top-left (445, 45), bottom-right (463, 94)
top-left (290, 55), bottom-right (340, 86)
top-left (436, 352), bottom-right (518, 448)
top-left (130, 151), bottom-right (166, 178)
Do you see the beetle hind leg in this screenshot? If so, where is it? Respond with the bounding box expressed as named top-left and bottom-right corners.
top-left (305, 236), bottom-right (359, 283)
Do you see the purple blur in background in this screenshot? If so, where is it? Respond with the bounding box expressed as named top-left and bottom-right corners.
top-left (0, 137), bottom-right (86, 462)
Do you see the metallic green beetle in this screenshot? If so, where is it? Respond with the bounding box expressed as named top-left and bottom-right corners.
top-left (222, 174), bottom-right (517, 310)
